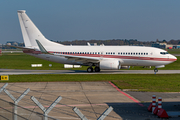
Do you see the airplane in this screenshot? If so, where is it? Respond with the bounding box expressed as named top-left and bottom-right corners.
top-left (15, 10), bottom-right (177, 72)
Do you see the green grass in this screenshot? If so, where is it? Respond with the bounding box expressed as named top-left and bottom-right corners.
top-left (1, 74), bottom-right (180, 92)
top-left (167, 49), bottom-right (180, 54)
top-left (0, 53), bottom-right (88, 70)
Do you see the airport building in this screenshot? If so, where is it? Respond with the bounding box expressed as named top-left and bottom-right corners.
top-left (152, 42), bottom-right (180, 49)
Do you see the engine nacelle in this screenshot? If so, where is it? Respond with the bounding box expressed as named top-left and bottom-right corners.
top-left (100, 59), bottom-right (120, 70)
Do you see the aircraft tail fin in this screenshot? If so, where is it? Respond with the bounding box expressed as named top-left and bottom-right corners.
top-left (17, 10), bottom-right (63, 49)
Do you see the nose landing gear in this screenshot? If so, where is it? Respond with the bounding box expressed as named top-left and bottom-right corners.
top-left (154, 68), bottom-right (158, 74)
top-left (154, 68), bottom-right (158, 72)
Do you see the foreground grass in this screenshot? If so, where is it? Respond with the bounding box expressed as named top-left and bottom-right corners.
top-left (0, 53), bottom-right (88, 70)
top-left (1, 74), bottom-right (180, 92)
top-left (167, 49), bottom-right (180, 54)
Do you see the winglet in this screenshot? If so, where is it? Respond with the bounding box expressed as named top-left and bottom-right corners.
top-left (36, 40), bottom-right (49, 54)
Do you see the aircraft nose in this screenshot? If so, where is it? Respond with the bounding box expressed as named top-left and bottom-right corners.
top-left (170, 55), bottom-right (177, 61)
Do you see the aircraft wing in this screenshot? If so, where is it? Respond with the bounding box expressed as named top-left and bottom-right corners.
top-left (56, 54), bottom-right (100, 63)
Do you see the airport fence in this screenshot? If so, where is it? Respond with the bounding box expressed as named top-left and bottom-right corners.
top-left (0, 98), bottom-right (56, 120)
top-left (0, 83), bottom-right (117, 120)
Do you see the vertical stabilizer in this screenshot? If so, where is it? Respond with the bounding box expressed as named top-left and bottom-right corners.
top-left (17, 10), bottom-right (63, 49)
top-left (17, 10), bottom-right (32, 47)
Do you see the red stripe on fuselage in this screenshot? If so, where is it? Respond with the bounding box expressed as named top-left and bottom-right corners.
top-left (50, 52), bottom-right (177, 62)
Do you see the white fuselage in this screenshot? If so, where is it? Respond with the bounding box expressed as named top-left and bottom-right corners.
top-left (26, 45), bottom-right (177, 67)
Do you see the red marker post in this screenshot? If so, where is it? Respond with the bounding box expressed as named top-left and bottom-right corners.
top-left (158, 97), bottom-right (162, 112)
top-left (152, 95), bottom-right (156, 114)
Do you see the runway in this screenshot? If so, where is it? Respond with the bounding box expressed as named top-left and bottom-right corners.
top-left (0, 69), bottom-right (180, 75)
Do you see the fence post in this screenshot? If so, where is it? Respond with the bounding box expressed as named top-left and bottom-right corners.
top-left (0, 83), bottom-right (8, 93)
top-left (97, 106), bottom-right (113, 120)
top-left (31, 96), bottom-right (62, 120)
top-left (73, 107), bottom-right (88, 120)
top-left (4, 88), bottom-right (30, 120)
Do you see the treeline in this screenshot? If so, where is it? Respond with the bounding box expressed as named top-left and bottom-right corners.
top-left (55, 39), bottom-right (180, 46)
top-left (2, 39), bottom-right (180, 50)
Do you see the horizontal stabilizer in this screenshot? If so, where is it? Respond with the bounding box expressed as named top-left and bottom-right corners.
top-left (6, 45), bottom-right (35, 50)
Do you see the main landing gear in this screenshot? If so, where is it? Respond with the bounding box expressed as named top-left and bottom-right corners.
top-left (87, 67), bottom-right (100, 72)
top-left (87, 67), bottom-right (93, 72)
top-left (94, 67), bottom-right (100, 72)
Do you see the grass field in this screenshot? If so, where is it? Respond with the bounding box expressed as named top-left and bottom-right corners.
top-left (0, 53), bottom-right (89, 70)
top-left (0, 74), bottom-right (180, 92)
top-left (167, 49), bottom-right (180, 54)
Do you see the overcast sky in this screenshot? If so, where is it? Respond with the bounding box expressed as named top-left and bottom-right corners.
top-left (0, 0), bottom-right (180, 44)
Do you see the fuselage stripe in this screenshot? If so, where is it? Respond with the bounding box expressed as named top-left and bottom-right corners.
top-left (48, 51), bottom-right (176, 62)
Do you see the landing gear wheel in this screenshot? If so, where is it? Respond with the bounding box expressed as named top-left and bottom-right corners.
top-left (94, 67), bottom-right (100, 72)
top-left (87, 67), bottom-right (93, 72)
top-left (154, 68), bottom-right (158, 72)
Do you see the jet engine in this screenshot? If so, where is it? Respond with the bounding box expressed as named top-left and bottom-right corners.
top-left (100, 59), bottom-right (120, 70)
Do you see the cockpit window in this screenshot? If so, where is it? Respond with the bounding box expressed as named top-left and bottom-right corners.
top-left (160, 52), bottom-right (169, 55)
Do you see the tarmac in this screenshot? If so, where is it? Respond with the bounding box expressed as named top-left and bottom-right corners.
top-left (0, 82), bottom-right (180, 120)
top-left (0, 69), bottom-right (180, 75)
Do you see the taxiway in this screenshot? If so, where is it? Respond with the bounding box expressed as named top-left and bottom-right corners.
top-left (0, 69), bottom-right (180, 75)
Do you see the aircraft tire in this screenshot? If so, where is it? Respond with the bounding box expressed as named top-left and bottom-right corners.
top-left (95, 67), bottom-right (100, 72)
top-left (154, 68), bottom-right (158, 72)
top-left (87, 67), bottom-right (93, 72)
